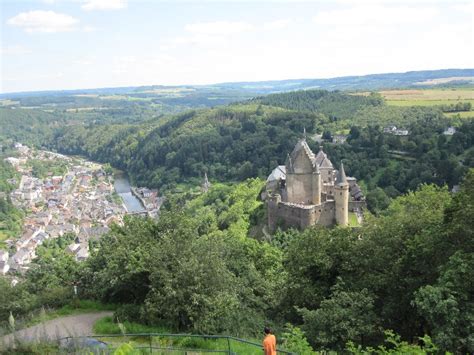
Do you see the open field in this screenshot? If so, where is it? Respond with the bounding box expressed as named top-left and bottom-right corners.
top-left (413, 76), bottom-right (474, 85)
top-left (65, 107), bottom-right (116, 112)
top-left (99, 95), bottom-right (154, 101)
top-left (0, 99), bottom-right (19, 106)
top-left (379, 88), bottom-right (474, 101)
top-left (354, 88), bottom-right (474, 115)
top-left (377, 88), bottom-right (474, 109)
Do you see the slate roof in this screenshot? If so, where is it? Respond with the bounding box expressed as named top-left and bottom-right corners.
top-left (267, 165), bottom-right (287, 182)
top-left (314, 147), bottom-right (334, 169)
top-left (335, 163), bottom-right (348, 186)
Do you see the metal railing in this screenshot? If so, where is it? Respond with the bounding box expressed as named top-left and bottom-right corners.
top-left (59, 333), bottom-right (295, 354)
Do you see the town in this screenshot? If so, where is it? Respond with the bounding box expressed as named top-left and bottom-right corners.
top-left (0, 143), bottom-right (161, 276)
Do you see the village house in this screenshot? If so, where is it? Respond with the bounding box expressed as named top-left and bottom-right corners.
top-left (383, 125), bottom-right (409, 136)
top-left (0, 250), bottom-right (9, 275)
top-left (12, 248), bottom-right (35, 265)
top-left (443, 126), bottom-right (457, 135)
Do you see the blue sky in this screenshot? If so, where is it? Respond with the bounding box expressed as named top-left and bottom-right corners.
top-left (1, 0), bottom-right (473, 93)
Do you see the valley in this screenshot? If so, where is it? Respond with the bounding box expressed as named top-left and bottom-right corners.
top-left (0, 72), bottom-right (473, 354)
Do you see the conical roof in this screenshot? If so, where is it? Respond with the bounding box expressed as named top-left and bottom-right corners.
top-left (202, 172), bottom-right (211, 192)
top-left (336, 162), bottom-right (348, 186)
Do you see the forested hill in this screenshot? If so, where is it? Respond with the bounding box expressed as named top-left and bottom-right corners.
top-left (251, 89), bottom-right (384, 117)
top-left (2, 89), bottom-right (473, 212)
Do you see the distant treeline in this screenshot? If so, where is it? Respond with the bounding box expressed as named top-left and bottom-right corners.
top-left (1, 90), bottom-right (473, 213)
top-left (439, 101), bottom-right (472, 113)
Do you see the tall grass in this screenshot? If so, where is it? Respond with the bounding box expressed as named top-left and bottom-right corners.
top-left (92, 316), bottom-right (294, 354)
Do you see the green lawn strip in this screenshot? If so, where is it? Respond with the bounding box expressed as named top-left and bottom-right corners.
top-left (348, 212), bottom-right (359, 227)
top-left (93, 316), bottom-right (267, 354)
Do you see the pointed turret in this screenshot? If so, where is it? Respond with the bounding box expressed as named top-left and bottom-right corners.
top-left (334, 162), bottom-right (349, 226)
top-left (336, 162), bottom-right (348, 186)
top-left (202, 172), bottom-right (211, 193)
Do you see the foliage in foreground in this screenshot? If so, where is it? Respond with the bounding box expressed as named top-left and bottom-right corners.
top-left (1, 170), bottom-right (473, 353)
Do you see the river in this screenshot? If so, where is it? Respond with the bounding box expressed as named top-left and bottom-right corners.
top-left (113, 174), bottom-right (145, 213)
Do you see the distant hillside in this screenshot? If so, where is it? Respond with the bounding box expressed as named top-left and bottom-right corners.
top-left (34, 89), bottom-right (470, 195)
top-left (2, 68), bottom-right (472, 100)
top-left (216, 69), bottom-right (474, 93)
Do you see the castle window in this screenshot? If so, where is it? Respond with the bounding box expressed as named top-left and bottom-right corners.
top-left (340, 192), bottom-right (342, 196)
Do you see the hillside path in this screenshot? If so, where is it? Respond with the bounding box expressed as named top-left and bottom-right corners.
top-left (1, 311), bottom-right (112, 348)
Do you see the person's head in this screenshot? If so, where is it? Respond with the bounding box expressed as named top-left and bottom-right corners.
top-left (264, 326), bottom-right (271, 335)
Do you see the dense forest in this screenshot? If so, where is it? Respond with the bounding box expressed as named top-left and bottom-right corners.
top-left (1, 171), bottom-right (473, 353)
top-left (2, 90), bottom-right (473, 213)
top-left (1, 87), bottom-right (473, 352)
top-left (42, 91), bottom-right (473, 211)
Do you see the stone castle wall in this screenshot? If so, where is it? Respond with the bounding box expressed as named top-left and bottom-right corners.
top-left (268, 199), bottom-right (336, 232)
top-left (349, 200), bottom-right (366, 211)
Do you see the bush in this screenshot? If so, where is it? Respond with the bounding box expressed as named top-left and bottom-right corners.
top-left (113, 304), bottom-right (143, 323)
top-left (38, 286), bottom-right (72, 308)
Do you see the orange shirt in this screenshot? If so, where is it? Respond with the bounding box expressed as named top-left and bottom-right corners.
top-left (263, 334), bottom-right (276, 355)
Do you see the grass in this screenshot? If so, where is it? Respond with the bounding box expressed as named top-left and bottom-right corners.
top-left (355, 88), bottom-right (474, 109)
top-left (348, 212), bottom-right (359, 227)
top-left (93, 316), bottom-right (281, 354)
top-left (379, 88), bottom-right (474, 101)
top-left (377, 88), bottom-right (474, 109)
top-left (94, 316), bottom-right (168, 335)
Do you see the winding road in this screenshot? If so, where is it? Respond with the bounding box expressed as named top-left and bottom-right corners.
top-left (1, 311), bottom-right (112, 349)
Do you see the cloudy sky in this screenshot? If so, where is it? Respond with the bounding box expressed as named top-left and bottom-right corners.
top-left (1, 0), bottom-right (473, 93)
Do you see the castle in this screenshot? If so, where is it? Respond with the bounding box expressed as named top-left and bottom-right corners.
top-left (266, 137), bottom-right (365, 232)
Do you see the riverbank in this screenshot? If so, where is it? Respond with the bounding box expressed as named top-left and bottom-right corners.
top-left (113, 173), bottom-right (146, 214)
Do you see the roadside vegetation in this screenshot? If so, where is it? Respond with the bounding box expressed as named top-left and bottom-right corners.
top-left (1, 171), bottom-right (472, 353)
top-left (0, 85), bottom-right (473, 353)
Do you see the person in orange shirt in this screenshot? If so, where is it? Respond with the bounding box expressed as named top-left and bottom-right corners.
top-left (263, 326), bottom-right (277, 355)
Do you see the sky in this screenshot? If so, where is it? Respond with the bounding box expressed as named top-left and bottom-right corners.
top-left (1, 0), bottom-right (473, 94)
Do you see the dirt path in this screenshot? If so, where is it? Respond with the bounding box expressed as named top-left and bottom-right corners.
top-left (1, 311), bottom-right (112, 348)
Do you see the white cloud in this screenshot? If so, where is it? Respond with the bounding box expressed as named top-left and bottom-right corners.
top-left (81, 0), bottom-right (127, 11)
top-left (73, 56), bottom-right (95, 66)
top-left (165, 34), bottom-right (227, 48)
top-left (6, 10), bottom-right (79, 33)
top-left (313, 5), bottom-right (439, 26)
top-left (185, 21), bottom-right (254, 35)
top-left (82, 25), bottom-right (97, 32)
top-left (1, 45), bottom-right (32, 55)
top-left (453, 2), bottom-right (474, 15)
top-left (263, 19), bottom-right (292, 30)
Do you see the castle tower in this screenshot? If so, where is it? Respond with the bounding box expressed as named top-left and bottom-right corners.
top-left (334, 162), bottom-right (349, 225)
top-left (201, 172), bottom-right (211, 193)
top-left (285, 138), bottom-right (316, 204)
top-left (311, 162), bottom-right (321, 205)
